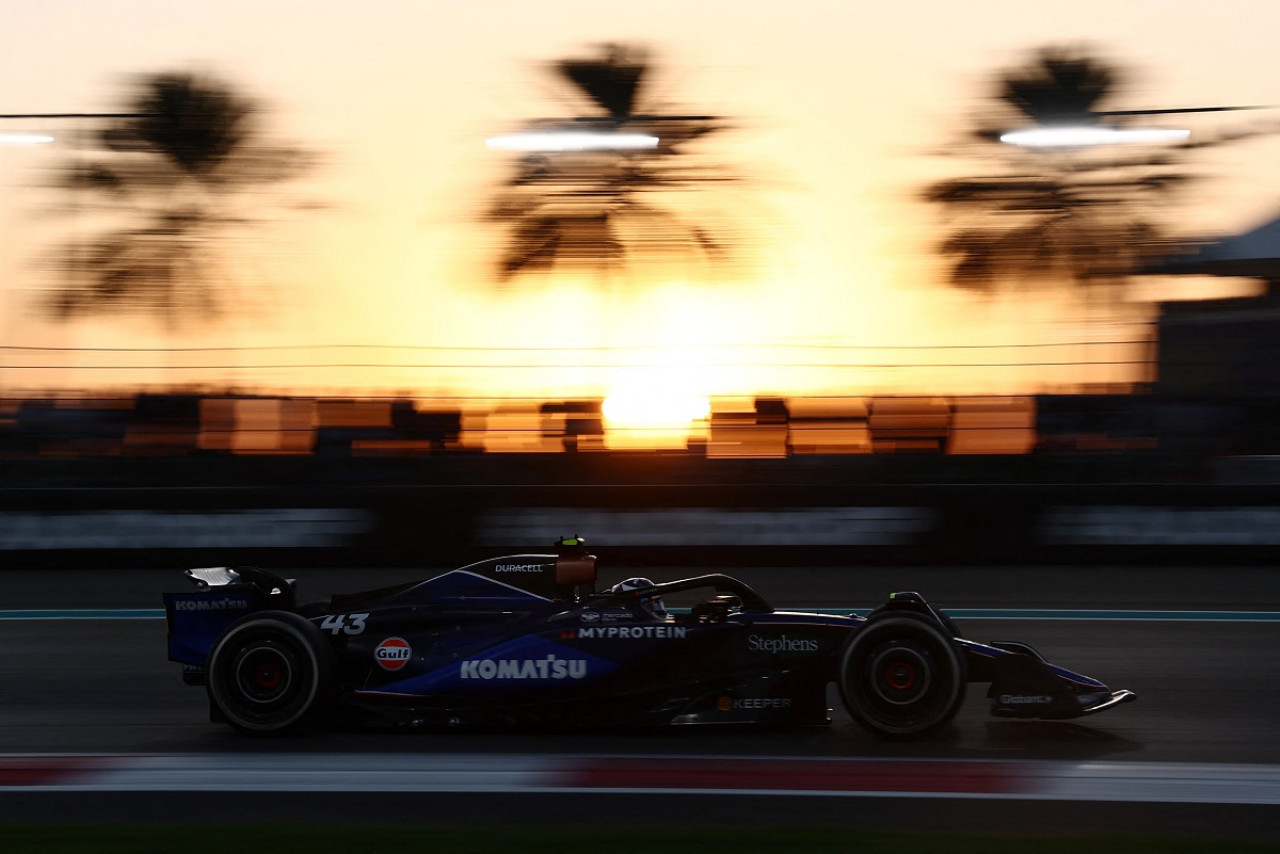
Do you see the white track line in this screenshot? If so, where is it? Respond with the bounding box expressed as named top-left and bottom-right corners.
top-left (3, 754), bottom-right (1278, 804)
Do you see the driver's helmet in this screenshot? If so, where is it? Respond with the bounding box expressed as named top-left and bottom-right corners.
top-left (610, 577), bottom-right (667, 618)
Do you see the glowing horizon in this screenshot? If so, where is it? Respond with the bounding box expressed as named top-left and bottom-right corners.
top-left (0, 0), bottom-right (1267, 431)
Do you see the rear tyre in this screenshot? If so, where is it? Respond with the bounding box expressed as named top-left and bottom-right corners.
top-left (206, 612), bottom-right (331, 735)
top-left (839, 614), bottom-right (966, 739)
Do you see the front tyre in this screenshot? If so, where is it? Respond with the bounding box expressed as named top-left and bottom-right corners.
top-left (206, 612), bottom-right (331, 735)
top-left (839, 614), bottom-right (966, 739)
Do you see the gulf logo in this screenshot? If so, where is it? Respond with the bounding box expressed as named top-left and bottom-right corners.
top-left (375, 637), bottom-right (412, 671)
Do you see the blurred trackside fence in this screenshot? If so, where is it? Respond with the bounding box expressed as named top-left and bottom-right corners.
top-left (2, 461), bottom-right (1280, 568)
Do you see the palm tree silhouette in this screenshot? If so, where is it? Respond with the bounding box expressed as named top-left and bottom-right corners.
top-left (47, 72), bottom-right (311, 326)
top-left (486, 44), bottom-right (735, 282)
top-left (925, 46), bottom-right (1189, 299)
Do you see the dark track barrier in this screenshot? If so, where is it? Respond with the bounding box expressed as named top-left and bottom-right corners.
top-left (1, 455), bottom-right (1279, 568)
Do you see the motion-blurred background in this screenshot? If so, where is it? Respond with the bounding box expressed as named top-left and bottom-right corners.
top-left (3, 3), bottom-right (1280, 567)
top-left (7, 9), bottom-right (1280, 845)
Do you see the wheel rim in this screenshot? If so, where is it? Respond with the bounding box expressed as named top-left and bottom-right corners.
top-left (869, 642), bottom-right (933, 706)
top-left (232, 642), bottom-right (297, 705)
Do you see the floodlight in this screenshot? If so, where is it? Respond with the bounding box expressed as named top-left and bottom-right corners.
top-left (1000, 126), bottom-right (1191, 148)
top-left (486, 131), bottom-right (659, 152)
top-left (0, 132), bottom-right (54, 145)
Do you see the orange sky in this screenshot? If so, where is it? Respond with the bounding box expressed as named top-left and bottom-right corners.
top-left (1, 1), bottom-right (1277, 401)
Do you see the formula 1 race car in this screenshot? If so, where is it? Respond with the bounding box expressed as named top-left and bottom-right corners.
top-left (163, 537), bottom-right (1135, 738)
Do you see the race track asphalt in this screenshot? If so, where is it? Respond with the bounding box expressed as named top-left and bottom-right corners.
top-left (1, 562), bottom-right (1278, 838)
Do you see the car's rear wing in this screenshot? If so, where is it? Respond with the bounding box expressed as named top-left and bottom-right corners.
top-left (185, 565), bottom-right (297, 600)
top-left (163, 566), bottom-right (298, 669)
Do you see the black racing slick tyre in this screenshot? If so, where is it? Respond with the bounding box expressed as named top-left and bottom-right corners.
top-left (839, 614), bottom-right (966, 739)
top-left (206, 611), bottom-right (332, 736)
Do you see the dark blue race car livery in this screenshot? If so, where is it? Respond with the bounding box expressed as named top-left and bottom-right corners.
top-left (164, 537), bottom-right (1135, 738)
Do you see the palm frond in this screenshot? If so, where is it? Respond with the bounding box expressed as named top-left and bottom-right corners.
top-left (557, 44), bottom-right (648, 119)
top-left (924, 44), bottom-right (1215, 297)
top-left (48, 71), bottom-right (312, 325)
top-left (925, 176), bottom-right (1060, 205)
top-left (487, 43), bottom-right (739, 283)
top-left (1000, 45), bottom-right (1118, 124)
